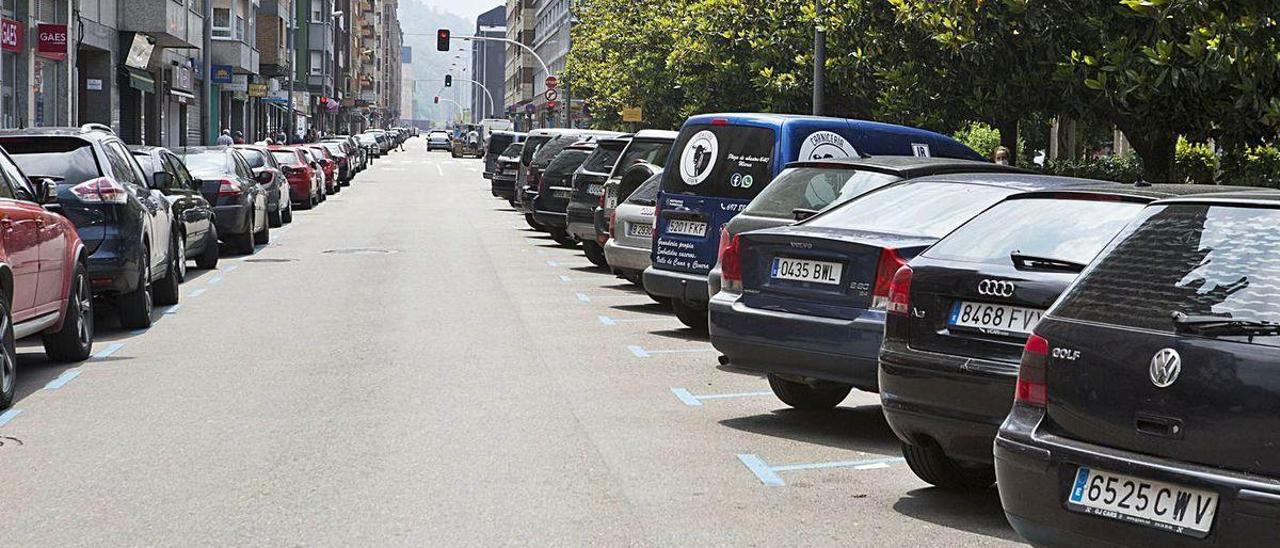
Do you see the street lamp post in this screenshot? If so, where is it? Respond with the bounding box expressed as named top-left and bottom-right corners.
top-left (813, 0), bottom-right (825, 116)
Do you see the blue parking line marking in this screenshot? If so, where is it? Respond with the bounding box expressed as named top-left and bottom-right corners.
top-left (188, 288), bottom-right (207, 298)
top-left (670, 388), bottom-right (702, 406)
top-left (164, 304), bottom-right (181, 315)
top-left (0, 408), bottom-right (22, 427)
top-left (628, 345), bottom-right (715, 358)
top-left (535, 249), bottom-right (546, 255)
top-left (223, 265), bottom-right (239, 273)
top-left (598, 315), bottom-right (616, 326)
top-left (92, 342), bottom-right (126, 360)
top-left (129, 329), bottom-right (148, 336)
top-left (44, 369), bottom-right (82, 390)
top-left (576, 292), bottom-right (591, 303)
top-left (559, 275), bottom-right (572, 283)
top-left (546, 260), bottom-right (559, 267)
top-left (627, 345), bottom-right (649, 358)
top-left (207, 276), bottom-right (223, 285)
top-left (738, 454), bottom-right (785, 487)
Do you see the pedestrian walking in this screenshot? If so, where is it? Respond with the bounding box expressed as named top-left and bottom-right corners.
top-left (216, 129), bottom-right (234, 146)
top-left (234, 131), bottom-right (246, 145)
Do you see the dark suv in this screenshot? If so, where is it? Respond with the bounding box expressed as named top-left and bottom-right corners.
top-left (0, 126), bottom-right (181, 328)
top-left (564, 135), bottom-right (628, 267)
top-left (996, 190), bottom-right (1280, 547)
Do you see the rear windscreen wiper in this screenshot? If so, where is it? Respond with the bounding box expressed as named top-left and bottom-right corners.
top-left (1172, 312), bottom-right (1280, 338)
top-left (1010, 252), bottom-right (1087, 273)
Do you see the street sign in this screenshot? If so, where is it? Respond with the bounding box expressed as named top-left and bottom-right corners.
top-left (621, 106), bottom-right (643, 123)
top-left (524, 103), bottom-right (536, 114)
top-left (544, 89), bottom-right (558, 102)
top-left (545, 76), bottom-right (558, 89)
top-left (547, 101), bottom-right (558, 109)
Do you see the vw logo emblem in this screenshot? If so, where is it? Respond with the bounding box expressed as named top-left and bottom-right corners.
top-left (977, 279), bottom-right (1016, 298)
top-left (1149, 348), bottom-right (1182, 388)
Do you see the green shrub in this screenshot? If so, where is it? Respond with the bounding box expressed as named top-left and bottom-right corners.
top-left (953, 122), bottom-right (1001, 159)
top-left (1042, 154), bottom-right (1144, 183)
top-left (1221, 144), bottom-right (1280, 188)
top-left (1173, 137), bottom-right (1219, 184)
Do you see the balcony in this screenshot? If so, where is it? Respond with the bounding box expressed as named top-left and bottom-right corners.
top-left (211, 39), bottom-right (260, 74)
top-left (120, 0), bottom-right (204, 48)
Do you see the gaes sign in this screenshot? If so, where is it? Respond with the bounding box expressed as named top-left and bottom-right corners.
top-left (0, 18), bottom-right (22, 53)
top-left (36, 24), bottom-right (66, 60)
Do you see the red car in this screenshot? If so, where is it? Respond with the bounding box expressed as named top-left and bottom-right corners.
top-left (0, 148), bottom-right (95, 409)
top-left (305, 145), bottom-right (339, 195)
top-left (269, 146), bottom-right (322, 208)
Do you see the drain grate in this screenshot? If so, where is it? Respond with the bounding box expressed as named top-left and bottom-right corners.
top-left (243, 258), bottom-right (299, 263)
top-left (321, 248), bottom-right (400, 255)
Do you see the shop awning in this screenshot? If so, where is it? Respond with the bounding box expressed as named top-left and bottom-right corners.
top-left (125, 67), bottom-right (155, 94)
top-left (169, 89), bottom-right (196, 101)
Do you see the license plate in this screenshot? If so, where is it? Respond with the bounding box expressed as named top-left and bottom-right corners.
top-left (770, 257), bottom-right (842, 285)
top-left (553, 189), bottom-right (571, 199)
top-left (949, 301), bottom-right (1043, 336)
top-left (1068, 467), bottom-right (1217, 538)
top-left (666, 219), bottom-right (707, 237)
top-left (628, 223), bottom-right (653, 238)
top-left (587, 184), bottom-right (603, 196)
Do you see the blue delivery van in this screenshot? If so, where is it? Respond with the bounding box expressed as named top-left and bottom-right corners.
top-left (643, 113), bottom-right (985, 329)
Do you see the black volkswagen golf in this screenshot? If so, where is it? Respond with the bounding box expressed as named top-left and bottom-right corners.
top-left (995, 190), bottom-right (1280, 546)
top-left (878, 184), bottom-right (1242, 491)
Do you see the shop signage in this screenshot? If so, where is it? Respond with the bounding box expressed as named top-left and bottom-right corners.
top-left (1, 18), bottom-right (22, 53)
top-left (36, 24), bottom-right (67, 60)
top-left (86, 78), bottom-right (103, 91)
top-left (170, 65), bottom-right (193, 92)
top-left (621, 106), bottom-right (643, 123)
top-left (248, 83), bottom-right (267, 97)
top-left (210, 65), bottom-right (233, 84)
top-left (124, 33), bottom-right (155, 69)
top-left (225, 74), bottom-right (249, 92)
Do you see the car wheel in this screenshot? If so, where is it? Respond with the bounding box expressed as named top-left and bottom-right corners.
top-left (298, 196), bottom-right (313, 210)
top-left (619, 270), bottom-right (642, 285)
top-left (671, 299), bottom-right (709, 333)
top-left (118, 246), bottom-right (154, 329)
top-left (268, 205), bottom-right (283, 228)
top-left (0, 294), bottom-right (14, 410)
top-left (282, 201), bottom-right (293, 223)
top-left (524, 213), bottom-right (546, 231)
top-left (195, 227), bottom-right (220, 269)
top-left (581, 240), bottom-right (608, 268)
top-left (153, 236), bottom-right (181, 306)
top-left (766, 374), bottom-right (851, 410)
top-left (550, 228), bottom-right (578, 247)
top-left (254, 222), bottom-right (271, 246)
top-left (900, 440), bottom-right (996, 491)
top-left (232, 215), bottom-right (255, 255)
top-left (646, 291), bottom-right (671, 306)
top-left (507, 198), bottom-right (517, 208)
top-left (42, 263), bottom-right (93, 362)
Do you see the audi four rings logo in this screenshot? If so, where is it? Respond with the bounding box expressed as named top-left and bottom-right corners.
top-left (977, 279), bottom-right (1015, 297)
top-left (1150, 348), bottom-right (1182, 388)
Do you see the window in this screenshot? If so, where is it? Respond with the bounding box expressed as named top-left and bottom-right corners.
top-left (0, 137), bottom-right (104, 187)
top-left (742, 168), bottom-right (902, 220)
top-left (212, 7), bottom-right (231, 38)
top-left (805, 182), bottom-right (1015, 239)
top-left (164, 154), bottom-right (196, 191)
top-left (659, 125), bottom-right (776, 200)
top-left (310, 0), bottom-right (323, 21)
top-left (0, 152), bottom-right (25, 200)
top-left (235, 14), bottom-right (245, 40)
top-left (310, 51), bottom-right (323, 75)
top-left (104, 143), bottom-right (142, 186)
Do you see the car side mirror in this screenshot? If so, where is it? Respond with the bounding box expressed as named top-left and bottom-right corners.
top-left (153, 171), bottom-right (173, 190)
top-left (254, 170), bottom-right (275, 185)
top-left (34, 177), bottom-right (59, 205)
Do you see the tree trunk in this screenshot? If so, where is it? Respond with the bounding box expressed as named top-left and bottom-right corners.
top-left (1127, 130), bottom-right (1177, 183)
top-left (995, 116), bottom-right (1018, 163)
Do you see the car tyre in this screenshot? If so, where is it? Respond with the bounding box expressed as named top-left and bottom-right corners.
top-left (581, 240), bottom-right (608, 267)
top-left (0, 293), bottom-right (14, 410)
top-left (766, 374), bottom-right (851, 410)
top-left (268, 206), bottom-right (283, 228)
top-left (42, 263), bottom-right (93, 362)
top-left (118, 247), bottom-right (154, 329)
top-left (195, 228), bottom-right (220, 270)
top-left (153, 236), bottom-right (181, 306)
top-left (254, 222), bottom-right (271, 245)
top-left (671, 299), bottom-right (709, 332)
top-left (900, 440), bottom-right (996, 491)
top-left (282, 201), bottom-right (293, 223)
top-left (550, 228), bottom-right (578, 247)
top-left (524, 213), bottom-right (546, 231)
top-left (231, 220), bottom-right (255, 255)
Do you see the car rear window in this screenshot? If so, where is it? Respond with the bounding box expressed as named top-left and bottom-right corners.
top-left (270, 151), bottom-right (298, 165)
top-left (626, 175), bottom-right (662, 205)
top-left (742, 167), bottom-right (901, 219)
top-left (182, 152), bottom-right (231, 176)
top-left (805, 182), bottom-right (1016, 238)
top-left (0, 137), bottom-right (103, 185)
top-left (924, 197), bottom-right (1145, 266)
top-left (321, 143), bottom-right (344, 156)
top-left (581, 141), bottom-right (624, 174)
top-left (238, 149), bottom-right (267, 168)
top-left (611, 139), bottom-right (673, 178)
top-left (489, 134), bottom-right (515, 153)
top-left (500, 143), bottom-right (523, 158)
top-left (532, 136), bottom-right (581, 169)
top-left (521, 135), bottom-right (553, 165)
top-left (544, 149), bottom-right (591, 178)
top-left (661, 124), bottom-right (775, 200)
top-left (1052, 203), bottom-right (1280, 336)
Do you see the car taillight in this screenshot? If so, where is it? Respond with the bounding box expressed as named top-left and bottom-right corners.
top-left (217, 179), bottom-right (244, 196)
top-left (885, 265), bottom-right (913, 316)
top-left (69, 176), bottom-right (128, 204)
top-left (718, 226), bottom-right (743, 290)
top-left (1015, 334), bottom-right (1049, 407)
top-left (871, 248), bottom-right (909, 311)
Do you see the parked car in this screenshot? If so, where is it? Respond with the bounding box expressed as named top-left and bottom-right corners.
top-left (129, 146), bottom-right (219, 270)
top-left (305, 145), bottom-right (339, 195)
top-left (356, 134), bottom-right (381, 159)
top-left (706, 156), bottom-right (1025, 298)
top-left (562, 135), bottom-right (629, 266)
top-left (0, 145), bottom-right (95, 409)
top-left (709, 173), bottom-right (1100, 410)
top-left (516, 130), bottom-right (621, 231)
top-left (269, 146), bottom-right (323, 208)
top-left (322, 135), bottom-right (365, 173)
top-left (427, 130), bottom-right (451, 152)
top-left (584, 130), bottom-right (679, 257)
top-left (645, 113), bottom-right (985, 330)
top-left (483, 131), bottom-right (524, 179)
top-left (317, 142), bottom-right (352, 185)
top-left (233, 144), bottom-right (294, 226)
top-left (994, 189), bottom-right (1280, 546)
top-left (603, 164), bottom-right (663, 289)
top-left (532, 140), bottom-right (604, 246)
top-left (0, 126), bottom-right (181, 328)
top-left (176, 147), bottom-right (270, 255)
top-left (490, 142), bottom-right (524, 204)
top-left (295, 147), bottom-right (329, 202)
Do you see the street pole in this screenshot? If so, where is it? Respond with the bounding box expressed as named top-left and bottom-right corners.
top-left (287, 0), bottom-right (295, 140)
top-left (812, 0), bottom-right (825, 116)
top-left (465, 78), bottom-right (495, 120)
top-left (201, 0), bottom-right (213, 143)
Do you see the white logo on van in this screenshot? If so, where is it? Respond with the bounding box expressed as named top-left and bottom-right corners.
top-left (798, 130), bottom-right (858, 161)
top-left (680, 130), bottom-right (718, 185)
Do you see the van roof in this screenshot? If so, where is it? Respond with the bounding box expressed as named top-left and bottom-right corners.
top-left (686, 113), bottom-right (956, 141)
top-left (633, 129), bottom-right (679, 140)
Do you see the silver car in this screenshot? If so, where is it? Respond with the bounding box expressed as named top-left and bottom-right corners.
top-left (427, 130), bottom-right (451, 152)
top-left (604, 170), bottom-right (662, 285)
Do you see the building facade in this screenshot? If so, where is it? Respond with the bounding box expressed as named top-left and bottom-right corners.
top-left (470, 5), bottom-right (504, 123)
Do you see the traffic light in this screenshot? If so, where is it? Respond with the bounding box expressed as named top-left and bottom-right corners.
top-left (436, 29), bottom-right (450, 51)
top-left (444, 75), bottom-right (452, 87)
top-left (434, 96), bottom-right (439, 104)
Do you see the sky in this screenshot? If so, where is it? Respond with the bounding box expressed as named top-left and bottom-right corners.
top-left (423, 0), bottom-right (502, 22)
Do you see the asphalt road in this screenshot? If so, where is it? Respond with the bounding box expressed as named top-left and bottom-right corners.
top-left (0, 139), bottom-right (1026, 546)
